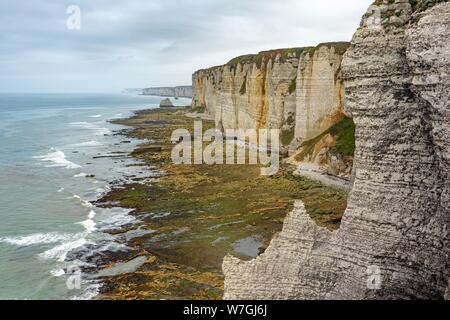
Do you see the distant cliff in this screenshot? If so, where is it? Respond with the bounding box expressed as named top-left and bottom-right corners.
top-left (122, 88), bottom-right (143, 95)
top-left (142, 86), bottom-right (193, 98)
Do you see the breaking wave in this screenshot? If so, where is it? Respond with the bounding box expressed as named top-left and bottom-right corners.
top-left (0, 232), bottom-right (78, 246)
top-left (33, 148), bottom-right (81, 169)
top-left (68, 122), bottom-right (111, 136)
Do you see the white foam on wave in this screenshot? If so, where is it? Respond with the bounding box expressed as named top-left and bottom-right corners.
top-left (94, 127), bottom-right (111, 136)
top-left (90, 114), bottom-right (102, 118)
top-left (88, 210), bottom-right (96, 219)
top-left (14, 200), bottom-right (101, 263)
top-left (77, 219), bottom-right (97, 233)
top-left (74, 172), bottom-right (87, 178)
top-left (68, 121), bottom-right (92, 127)
top-left (72, 194), bottom-right (94, 208)
top-left (82, 200), bottom-right (94, 208)
top-left (69, 140), bottom-right (102, 148)
top-left (95, 207), bottom-right (136, 231)
top-left (95, 188), bottom-right (106, 194)
top-left (71, 283), bottom-right (102, 300)
top-left (39, 237), bottom-right (89, 262)
top-left (76, 209), bottom-right (97, 233)
top-left (72, 195), bottom-right (136, 232)
top-left (0, 232), bottom-right (78, 246)
top-left (68, 121), bottom-right (111, 136)
top-left (33, 148), bottom-right (81, 169)
top-left (50, 268), bottom-right (65, 277)
top-left (72, 195), bottom-right (93, 208)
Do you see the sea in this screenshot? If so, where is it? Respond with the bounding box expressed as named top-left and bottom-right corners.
top-left (0, 93), bottom-right (190, 299)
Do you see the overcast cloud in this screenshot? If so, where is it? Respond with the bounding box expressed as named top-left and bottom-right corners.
top-left (0, 0), bottom-right (373, 93)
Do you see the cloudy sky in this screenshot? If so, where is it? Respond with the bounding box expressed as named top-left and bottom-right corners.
top-left (0, 0), bottom-right (373, 93)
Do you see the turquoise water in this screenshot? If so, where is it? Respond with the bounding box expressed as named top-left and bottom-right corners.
top-left (0, 93), bottom-right (190, 299)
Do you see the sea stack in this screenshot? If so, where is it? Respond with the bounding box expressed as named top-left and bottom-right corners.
top-left (160, 98), bottom-right (174, 107)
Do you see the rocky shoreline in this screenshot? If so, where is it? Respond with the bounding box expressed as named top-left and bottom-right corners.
top-left (89, 106), bottom-right (348, 300)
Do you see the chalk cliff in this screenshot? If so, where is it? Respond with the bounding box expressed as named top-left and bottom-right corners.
top-left (192, 43), bottom-right (349, 146)
top-left (223, 0), bottom-right (450, 299)
top-left (142, 86), bottom-right (193, 98)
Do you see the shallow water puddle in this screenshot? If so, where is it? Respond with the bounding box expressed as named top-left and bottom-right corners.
top-left (93, 256), bottom-right (148, 278)
top-left (232, 236), bottom-right (263, 258)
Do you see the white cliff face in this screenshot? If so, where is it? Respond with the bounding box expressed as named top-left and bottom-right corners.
top-left (192, 50), bottom-right (300, 132)
top-left (143, 86), bottom-right (193, 98)
top-left (192, 43), bottom-right (349, 145)
top-left (223, 0), bottom-right (450, 300)
top-left (295, 44), bottom-right (348, 142)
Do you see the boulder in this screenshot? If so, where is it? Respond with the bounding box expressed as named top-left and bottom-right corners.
top-left (159, 98), bottom-right (173, 107)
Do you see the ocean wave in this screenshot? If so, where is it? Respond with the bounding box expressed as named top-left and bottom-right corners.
top-left (95, 187), bottom-right (106, 195)
top-left (0, 232), bottom-right (77, 246)
top-left (33, 148), bottom-right (81, 169)
top-left (71, 195), bottom-right (95, 210)
top-left (94, 127), bottom-right (111, 136)
top-left (82, 200), bottom-right (94, 208)
top-left (71, 283), bottom-right (102, 300)
top-left (89, 114), bottom-right (102, 118)
top-left (68, 121), bottom-right (111, 136)
top-left (73, 172), bottom-right (88, 178)
top-left (68, 121), bottom-right (92, 127)
top-left (95, 208), bottom-right (136, 231)
top-left (77, 219), bottom-right (97, 233)
top-left (88, 210), bottom-right (96, 219)
top-left (76, 210), bottom-right (97, 233)
top-left (39, 237), bottom-right (89, 262)
top-left (50, 268), bottom-right (65, 277)
top-left (69, 140), bottom-right (102, 148)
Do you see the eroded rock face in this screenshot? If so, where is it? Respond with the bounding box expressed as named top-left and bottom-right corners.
top-left (159, 98), bottom-right (174, 107)
top-left (294, 44), bottom-right (347, 142)
top-left (192, 49), bottom-right (302, 131)
top-left (223, 0), bottom-right (450, 300)
top-left (192, 43), bottom-right (349, 144)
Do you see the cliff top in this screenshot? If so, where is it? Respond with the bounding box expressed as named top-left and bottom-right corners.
top-left (143, 85), bottom-right (192, 90)
top-left (226, 47), bottom-right (309, 69)
top-left (194, 41), bottom-right (350, 74)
